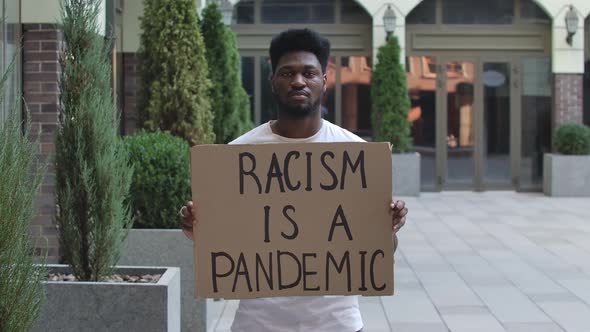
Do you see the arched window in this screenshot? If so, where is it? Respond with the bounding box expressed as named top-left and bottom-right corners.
top-left (407, 0), bottom-right (550, 25)
top-left (234, 0), bottom-right (371, 25)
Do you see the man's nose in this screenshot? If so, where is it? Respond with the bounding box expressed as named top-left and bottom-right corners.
top-left (290, 73), bottom-right (306, 88)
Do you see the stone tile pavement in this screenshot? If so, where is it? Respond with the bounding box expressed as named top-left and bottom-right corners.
top-left (206, 192), bottom-right (590, 332)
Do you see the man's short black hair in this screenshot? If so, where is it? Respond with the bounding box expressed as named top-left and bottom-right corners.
top-left (269, 29), bottom-right (331, 74)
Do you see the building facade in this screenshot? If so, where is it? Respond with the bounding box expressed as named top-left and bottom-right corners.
top-left (2, 0), bottom-right (589, 261)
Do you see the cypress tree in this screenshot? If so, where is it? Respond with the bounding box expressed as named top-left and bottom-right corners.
top-left (371, 35), bottom-right (412, 152)
top-left (201, 3), bottom-right (252, 144)
top-left (0, 57), bottom-right (46, 332)
top-left (55, 0), bottom-right (133, 281)
top-left (138, 0), bottom-right (215, 145)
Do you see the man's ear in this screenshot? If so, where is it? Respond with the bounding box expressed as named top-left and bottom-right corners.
top-left (323, 74), bottom-right (327, 93)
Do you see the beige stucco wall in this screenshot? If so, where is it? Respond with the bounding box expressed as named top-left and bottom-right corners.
top-left (21, 0), bottom-right (107, 35)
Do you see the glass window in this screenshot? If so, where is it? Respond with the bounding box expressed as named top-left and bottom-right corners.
top-left (443, 0), bottom-right (514, 24)
top-left (340, 56), bottom-right (372, 137)
top-left (520, 0), bottom-right (550, 22)
top-left (341, 0), bottom-right (371, 24)
top-left (406, 0), bottom-right (436, 24)
top-left (584, 16), bottom-right (589, 126)
top-left (1, 0), bottom-right (21, 126)
top-left (234, 0), bottom-right (255, 24)
top-left (483, 62), bottom-right (511, 185)
top-left (261, 0), bottom-right (334, 24)
top-left (520, 57), bottom-right (551, 190)
top-left (584, 60), bottom-right (589, 126)
top-left (241, 57), bottom-right (255, 122)
top-left (407, 56), bottom-right (437, 190)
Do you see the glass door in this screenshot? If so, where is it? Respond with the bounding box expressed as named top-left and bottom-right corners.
top-left (482, 61), bottom-right (512, 188)
top-left (440, 58), bottom-right (478, 189)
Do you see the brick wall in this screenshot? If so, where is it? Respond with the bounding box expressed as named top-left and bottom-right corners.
top-left (23, 24), bottom-right (63, 262)
top-left (554, 74), bottom-right (583, 126)
top-left (123, 53), bottom-right (139, 134)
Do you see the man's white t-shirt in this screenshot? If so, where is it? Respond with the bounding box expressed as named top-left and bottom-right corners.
top-left (228, 119), bottom-right (365, 332)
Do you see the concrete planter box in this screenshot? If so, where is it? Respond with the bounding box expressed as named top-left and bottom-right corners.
top-left (392, 152), bottom-right (421, 196)
top-left (32, 264), bottom-right (180, 332)
top-left (543, 153), bottom-right (590, 197)
top-left (119, 229), bottom-right (206, 332)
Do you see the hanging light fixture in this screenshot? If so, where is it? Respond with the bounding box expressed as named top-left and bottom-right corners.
top-left (220, 0), bottom-right (234, 26)
top-left (383, 5), bottom-right (396, 41)
top-left (565, 5), bottom-right (578, 46)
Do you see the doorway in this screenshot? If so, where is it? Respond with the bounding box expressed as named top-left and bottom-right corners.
top-left (408, 56), bottom-right (518, 191)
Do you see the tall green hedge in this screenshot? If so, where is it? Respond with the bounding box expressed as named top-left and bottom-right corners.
top-left (124, 131), bottom-right (191, 229)
top-left (138, 0), bottom-right (215, 146)
top-left (371, 35), bottom-right (412, 153)
top-left (201, 3), bottom-right (252, 143)
top-left (0, 58), bottom-right (46, 332)
top-left (55, 0), bottom-right (133, 281)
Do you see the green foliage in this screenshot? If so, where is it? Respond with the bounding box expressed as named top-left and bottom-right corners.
top-left (0, 56), bottom-right (46, 332)
top-left (201, 3), bottom-right (252, 143)
top-left (55, 0), bottom-right (134, 281)
top-left (553, 123), bottom-right (590, 155)
top-left (371, 35), bottom-right (412, 153)
top-left (124, 131), bottom-right (191, 229)
top-left (138, 0), bottom-right (215, 146)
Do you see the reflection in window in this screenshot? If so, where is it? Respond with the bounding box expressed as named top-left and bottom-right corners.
top-left (340, 56), bottom-right (372, 136)
top-left (406, 56), bottom-right (437, 190)
top-left (241, 57), bottom-right (255, 121)
top-left (406, 0), bottom-right (436, 24)
top-left (443, 0), bottom-right (514, 24)
top-left (261, 0), bottom-right (334, 24)
top-left (323, 57), bottom-right (336, 123)
top-left (234, 0), bottom-right (254, 24)
top-left (341, 0), bottom-right (371, 24)
top-left (521, 57), bottom-right (551, 190)
top-left (446, 61), bottom-right (475, 186)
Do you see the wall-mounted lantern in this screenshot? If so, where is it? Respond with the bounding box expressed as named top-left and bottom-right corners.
top-left (383, 5), bottom-right (396, 41)
top-left (565, 5), bottom-right (579, 46)
top-left (220, 0), bottom-right (234, 26)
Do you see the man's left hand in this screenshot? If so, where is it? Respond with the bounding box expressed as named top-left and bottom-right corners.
top-left (390, 199), bottom-right (408, 234)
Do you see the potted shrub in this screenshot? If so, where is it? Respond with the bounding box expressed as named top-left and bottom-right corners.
top-left (0, 56), bottom-right (46, 332)
top-left (371, 34), bottom-right (420, 196)
top-left (31, 1), bottom-right (180, 331)
top-left (119, 131), bottom-right (205, 332)
top-left (543, 122), bottom-right (590, 196)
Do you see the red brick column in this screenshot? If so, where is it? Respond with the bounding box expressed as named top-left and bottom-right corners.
top-left (554, 74), bottom-right (583, 126)
top-left (23, 24), bottom-right (63, 262)
top-left (123, 53), bottom-right (139, 134)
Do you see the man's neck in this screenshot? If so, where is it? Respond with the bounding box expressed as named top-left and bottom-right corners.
top-left (271, 111), bottom-right (322, 139)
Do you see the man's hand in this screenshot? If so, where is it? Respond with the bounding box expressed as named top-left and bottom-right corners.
top-left (390, 199), bottom-right (408, 252)
top-left (390, 199), bottom-right (407, 233)
top-left (180, 201), bottom-right (197, 241)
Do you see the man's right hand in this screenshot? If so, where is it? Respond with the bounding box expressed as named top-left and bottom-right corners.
top-left (180, 201), bottom-right (197, 241)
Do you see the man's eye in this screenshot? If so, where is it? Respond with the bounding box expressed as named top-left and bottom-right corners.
top-left (304, 72), bottom-right (317, 78)
top-left (279, 72), bottom-right (291, 77)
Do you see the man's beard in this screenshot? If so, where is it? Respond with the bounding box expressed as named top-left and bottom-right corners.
top-left (273, 92), bottom-right (322, 119)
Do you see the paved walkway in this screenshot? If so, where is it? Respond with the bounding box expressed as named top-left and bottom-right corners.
top-left (207, 192), bottom-right (590, 332)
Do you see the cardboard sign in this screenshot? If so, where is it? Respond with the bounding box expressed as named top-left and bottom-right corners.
top-left (190, 142), bottom-right (394, 299)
